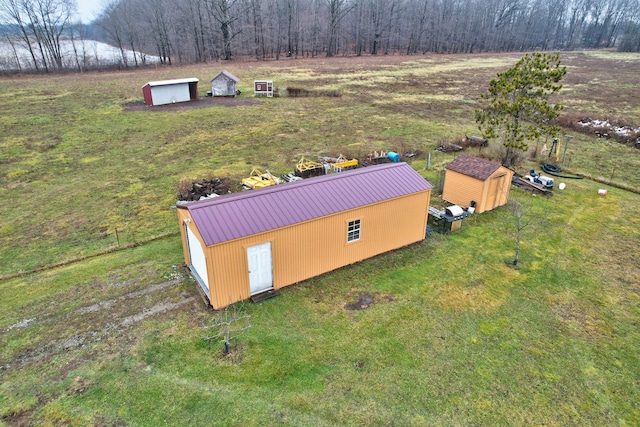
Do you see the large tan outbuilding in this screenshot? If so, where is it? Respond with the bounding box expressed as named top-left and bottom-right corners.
top-left (177, 163), bottom-right (432, 309)
top-left (442, 155), bottom-right (513, 214)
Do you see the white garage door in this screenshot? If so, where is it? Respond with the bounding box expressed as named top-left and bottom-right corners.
top-left (151, 84), bottom-right (191, 105)
top-left (186, 225), bottom-right (210, 297)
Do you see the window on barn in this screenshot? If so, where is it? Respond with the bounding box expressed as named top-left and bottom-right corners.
top-left (347, 219), bottom-right (361, 242)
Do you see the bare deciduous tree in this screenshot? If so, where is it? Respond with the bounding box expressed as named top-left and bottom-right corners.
top-left (98, 1), bottom-right (129, 66)
top-left (203, 303), bottom-right (251, 354)
top-left (208, 0), bottom-right (241, 60)
top-left (1, 0), bottom-right (76, 70)
top-left (0, 0), bottom-right (41, 69)
top-left (506, 197), bottom-right (549, 267)
top-left (4, 0), bottom-right (640, 71)
top-left (325, 0), bottom-right (353, 56)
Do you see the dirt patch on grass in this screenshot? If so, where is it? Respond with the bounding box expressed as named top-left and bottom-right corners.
top-left (554, 301), bottom-right (611, 339)
top-left (74, 278), bottom-right (183, 315)
top-left (1, 277), bottom-right (193, 371)
top-left (344, 292), bottom-right (395, 310)
top-left (1, 408), bottom-right (34, 426)
top-left (122, 96), bottom-right (260, 112)
top-left (3, 293), bottom-right (195, 369)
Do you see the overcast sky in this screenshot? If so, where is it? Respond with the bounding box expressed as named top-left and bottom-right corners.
top-left (76, 0), bottom-right (103, 23)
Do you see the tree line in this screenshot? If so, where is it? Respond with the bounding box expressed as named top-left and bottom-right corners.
top-left (1, 0), bottom-right (639, 71)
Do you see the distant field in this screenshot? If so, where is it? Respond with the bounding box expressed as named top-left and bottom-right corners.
top-left (0, 52), bottom-right (639, 426)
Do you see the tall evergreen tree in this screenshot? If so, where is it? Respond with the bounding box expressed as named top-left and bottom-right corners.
top-left (475, 52), bottom-right (567, 167)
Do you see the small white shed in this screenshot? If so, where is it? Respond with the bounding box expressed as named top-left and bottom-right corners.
top-left (142, 78), bottom-right (199, 106)
top-left (210, 70), bottom-right (239, 97)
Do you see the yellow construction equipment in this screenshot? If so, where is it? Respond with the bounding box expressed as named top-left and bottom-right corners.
top-left (241, 168), bottom-right (282, 189)
top-left (295, 157), bottom-right (326, 178)
top-left (331, 154), bottom-right (358, 172)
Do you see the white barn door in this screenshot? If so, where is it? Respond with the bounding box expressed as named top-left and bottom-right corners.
top-left (186, 225), bottom-right (210, 297)
top-left (151, 84), bottom-right (191, 105)
top-left (247, 242), bottom-right (273, 295)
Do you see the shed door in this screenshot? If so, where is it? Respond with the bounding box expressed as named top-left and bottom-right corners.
top-left (151, 84), bottom-right (190, 105)
top-left (186, 225), bottom-right (210, 297)
top-left (487, 174), bottom-right (505, 210)
top-left (247, 242), bottom-right (273, 295)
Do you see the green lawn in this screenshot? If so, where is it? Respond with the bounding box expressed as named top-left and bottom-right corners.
top-left (1, 51), bottom-right (639, 426)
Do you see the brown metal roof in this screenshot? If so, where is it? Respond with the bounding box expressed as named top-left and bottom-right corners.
top-left (446, 154), bottom-right (503, 181)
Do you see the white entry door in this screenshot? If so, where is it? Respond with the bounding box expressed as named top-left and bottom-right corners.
top-left (186, 225), bottom-right (210, 297)
top-left (247, 242), bottom-right (273, 295)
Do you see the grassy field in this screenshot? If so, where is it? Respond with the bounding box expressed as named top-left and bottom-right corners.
top-left (1, 51), bottom-right (639, 426)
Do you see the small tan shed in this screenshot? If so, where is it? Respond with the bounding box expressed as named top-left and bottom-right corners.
top-left (177, 163), bottom-right (432, 309)
top-left (442, 154), bottom-right (513, 214)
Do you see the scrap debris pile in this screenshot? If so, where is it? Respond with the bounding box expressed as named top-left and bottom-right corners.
top-left (177, 148), bottom-right (417, 203)
top-left (436, 141), bottom-right (463, 152)
top-left (177, 177), bottom-right (234, 203)
top-left (436, 135), bottom-right (488, 152)
top-left (575, 118), bottom-right (640, 146)
top-left (293, 157), bottom-right (326, 178)
top-left (524, 169), bottom-right (554, 189)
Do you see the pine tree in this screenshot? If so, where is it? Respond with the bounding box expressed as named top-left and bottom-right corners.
top-left (475, 52), bottom-right (567, 167)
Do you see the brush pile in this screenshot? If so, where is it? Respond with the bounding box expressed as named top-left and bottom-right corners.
top-left (177, 177), bottom-right (234, 202)
top-left (435, 141), bottom-right (463, 152)
top-left (286, 87), bottom-right (341, 97)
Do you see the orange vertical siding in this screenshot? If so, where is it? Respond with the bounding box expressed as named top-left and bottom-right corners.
top-left (443, 167), bottom-right (513, 214)
top-left (177, 208), bottom-right (192, 267)
top-left (442, 170), bottom-right (484, 210)
top-left (201, 190), bottom-right (431, 309)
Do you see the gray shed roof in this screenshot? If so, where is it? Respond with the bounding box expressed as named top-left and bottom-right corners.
top-left (181, 162), bottom-right (432, 246)
top-left (210, 70), bottom-right (239, 83)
